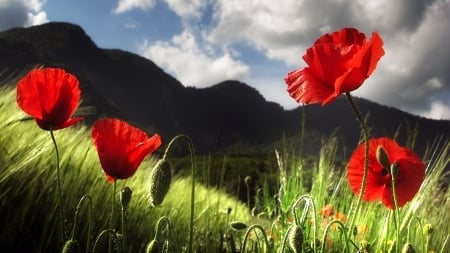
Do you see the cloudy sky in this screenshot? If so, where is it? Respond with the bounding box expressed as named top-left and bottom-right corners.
top-left (1, 0), bottom-right (449, 120)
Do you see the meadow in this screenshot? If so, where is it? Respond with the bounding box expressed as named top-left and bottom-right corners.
top-left (1, 81), bottom-right (449, 253)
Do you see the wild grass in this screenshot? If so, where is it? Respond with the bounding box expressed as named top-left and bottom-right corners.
top-left (1, 84), bottom-right (449, 252)
top-left (0, 86), bottom-right (250, 252)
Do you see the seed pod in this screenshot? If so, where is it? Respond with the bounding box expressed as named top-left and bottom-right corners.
top-left (287, 225), bottom-right (304, 253)
top-left (376, 145), bottom-right (390, 169)
top-left (120, 186), bottom-right (132, 210)
top-left (149, 159), bottom-right (172, 207)
top-left (61, 239), bottom-right (81, 253)
top-left (230, 221), bottom-right (248, 230)
top-left (146, 239), bottom-right (161, 253)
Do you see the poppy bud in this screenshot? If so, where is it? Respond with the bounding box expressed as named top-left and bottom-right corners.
top-left (120, 187), bottom-right (132, 210)
top-left (287, 225), bottom-right (304, 253)
top-left (61, 239), bottom-right (81, 253)
top-left (230, 221), bottom-right (248, 230)
top-left (401, 243), bottom-right (416, 253)
top-left (114, 233), bottom-right (124, 252)
top-left (145, 239), bottom-right (160, 253)
top-left (149, 159), bottom-right (172, 207)
top-left (376, 145), bottom-right (390, 169)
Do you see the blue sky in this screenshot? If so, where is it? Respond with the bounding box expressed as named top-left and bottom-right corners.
top-left (1, 0), bottom-right (449, 120)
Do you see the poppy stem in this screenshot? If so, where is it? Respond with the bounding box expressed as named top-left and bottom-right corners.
top-left (162, 135), bottom-right (195, 253)
top-left (49, 129), bottom-right (66, 242)
top-left (109, 180), bottom-right (117, 253)
top-left (345, 93), bottom-right (370, 235)
top-left (240, 224), bottom-right (271, 252)
top-left (390, 166), bottom-right (400, 253)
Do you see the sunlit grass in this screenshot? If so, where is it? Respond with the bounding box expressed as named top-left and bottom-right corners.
top-left (0, 86), bottom-right (250, 252)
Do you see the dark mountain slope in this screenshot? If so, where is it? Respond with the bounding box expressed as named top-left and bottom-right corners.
top-left (0, 22), bottom-right (448, 155)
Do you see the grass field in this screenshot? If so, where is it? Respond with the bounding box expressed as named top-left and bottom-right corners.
top-left (1, 84), bottom-right (449, 252)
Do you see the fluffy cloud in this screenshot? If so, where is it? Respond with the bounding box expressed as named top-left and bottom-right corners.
top-left (139, 30), bottom-right (249, 87)
top-left (0, 0), bottom-right (48, 31)
top-left (163, 0), bottom-right (208, 19)
top-left (202, 0), bottom-right (450, 119)
top-left (134, 0), bottom-right (449, 119)
top-left (113, 0), bottom-right (156, 14)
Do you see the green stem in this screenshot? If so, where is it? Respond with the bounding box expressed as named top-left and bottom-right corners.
top-left (92, 229), bottom-right (120, 253)
top-left (109, 180), bottom-right (117, 253)
top-left (121, 206), bottom-right (126, 252)
top-left (49, 130), bottom-right (65, 241)
top-left (70, 195), bottom-right (93, 253)
top-left (279, 226), bottom-right (293, 253)
top-left (346, 93), bottom-right (370, 233)
top-left (406, 216), bottom-right (423, 253)
top-left (291, 194), bottom-right (317, 253)
top-left (391, 166), bottom-right (400, 253)
top-left (320, 220), bottom-right (351, 253)
top-left (240, 225), bottom-right (271, 252)
top-left (162, 135), bottom-right (195, 253)
top-left (300, 105), bottom-right (306, 156)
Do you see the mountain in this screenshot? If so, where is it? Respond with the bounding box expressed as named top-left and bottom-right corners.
top-left (1, 22), bottom-right (448, 156)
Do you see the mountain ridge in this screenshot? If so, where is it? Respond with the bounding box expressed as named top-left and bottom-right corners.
top-left (0, 22), bottom-right (448, 155)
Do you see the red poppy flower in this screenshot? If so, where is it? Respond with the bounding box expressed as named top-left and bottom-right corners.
top-left (285, 28), bottom-right (385, 105)
top-left (347, 138), bottom-right (425, 209)
top-left (91, 118), bottom-right (162, 183)
top-left (16, 68), bottom-right (83, 130)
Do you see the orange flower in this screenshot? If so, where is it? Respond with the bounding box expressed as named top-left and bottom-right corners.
top-left (334, 212), bottom-right (347, 223)
top-left (92, 118), bottom-right (162, 183)
top-left (321, 204), bottom-right (334, 217)
top-left (16, 68), bottom-right (82, 130)
top-left (285, 28), bottom-right (384, 105)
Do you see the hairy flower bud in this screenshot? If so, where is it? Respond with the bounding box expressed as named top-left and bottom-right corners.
top-left (149, 159), bottom-right (172, 207)
top-left (145, 239), bottom-right (160, 253)
top-left (230, 221), bottom-right (248, 230)
top-left (120, 186), bottom-right (132, 210)
top-left (376, 145), bottom-right (390, 169)
top-left (61, 239), bottom-right (81, 253)
top-left (287, 225), bottom-right (304, 253)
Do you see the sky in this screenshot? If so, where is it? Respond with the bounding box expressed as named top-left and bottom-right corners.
top-left (1, 0), bottom-right (449, 120)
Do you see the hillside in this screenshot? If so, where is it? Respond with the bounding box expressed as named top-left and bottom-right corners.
top-left (0, 22), bottom-right (448, 156)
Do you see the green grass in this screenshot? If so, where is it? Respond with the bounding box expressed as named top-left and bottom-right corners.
top-left (0, 86), bottom-right (250, 252)
top-left (1, 84), bottom-right (449, 253)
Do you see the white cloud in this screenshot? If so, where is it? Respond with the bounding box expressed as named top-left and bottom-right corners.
top-left (163, 0), bottom-right (208, 19)
top-left (202, 0), bottom-right (450, 119)
top-left (139, 30), bottom-right (249, 87)
top-left (0, 0), bottom-right (48, 31)
top-left (418, 101), bottom-right (450, 120)
top-left (113, 0), bottom-right (156, 14)
top-left (128, 0), bottom-right (449, 119)
top-left (353, 0), bottom-right (450, 119)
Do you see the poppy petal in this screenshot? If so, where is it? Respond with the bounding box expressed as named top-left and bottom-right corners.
top-left (92, 118), bottom-right (162, 182)
top-left (285, 28), bottom-right (384, 106)
top-left (347, 137), bottom-right (425, 209)
top-left (16, 68), bottom-right (82, 130)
